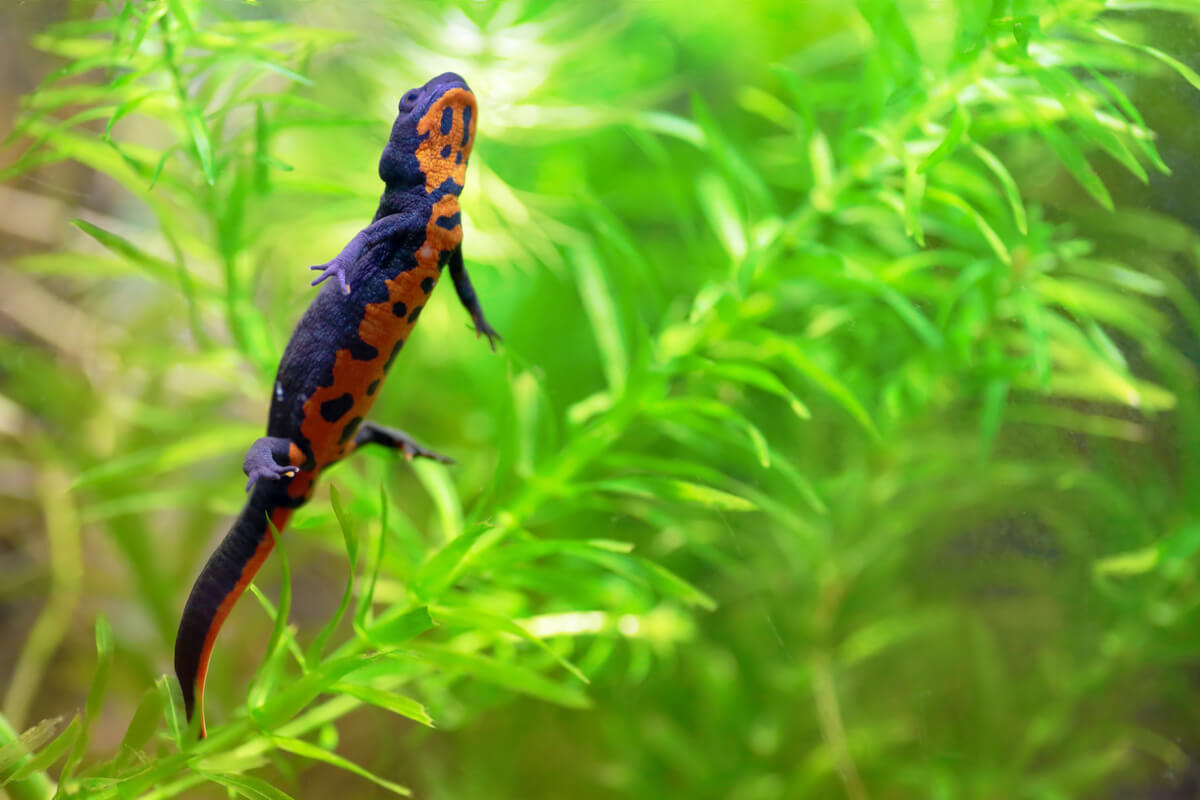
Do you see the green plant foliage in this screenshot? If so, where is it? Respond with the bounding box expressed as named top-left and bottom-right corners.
top-left (4, 0), bottom-right (1200, 797)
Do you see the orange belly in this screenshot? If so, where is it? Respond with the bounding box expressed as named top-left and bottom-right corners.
top-left (293, 194), bottom-right (463, 489)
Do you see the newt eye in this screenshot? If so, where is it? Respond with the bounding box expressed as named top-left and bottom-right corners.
top-left (398, 90), bottom-right (421, 113)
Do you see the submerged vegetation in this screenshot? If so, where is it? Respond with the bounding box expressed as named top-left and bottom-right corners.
top-left (3, 0), bottom-right (1200, 797)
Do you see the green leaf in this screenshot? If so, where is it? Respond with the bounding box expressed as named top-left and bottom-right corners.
top-left (691, 93), bottom-right (773, 212)
top-left (254, 101), bottom-right (270, 193)
top-left (412, 459), bottom-right (463, 544)
top-left (203, 772), bottom-right (297, 800)
top-left (1026, 63), bottom-right (1147, 183)
top-left (183, 107), bottom-right (216, 185)
top-left (757, 333), bottom-right (882, 441)
top-left (157, 674), bottom-right (186, 748)
top-left (327, 683), bottom-right (434, 728)
top-left (678, 358), bottom-right (811, 418)
top-left (1034, 117), bottom-right (1114, 210)
top-left (1095, 26), bottom-right (1200, 92)
top-left (271, 736), bottom-right (411, 796)
top-left (104, 91), bottom-right (157, 138)
top-left (925, 186), bottom-right (1011, 264)
top-left (808, 129), bottom-right (836, 211)
top-left (70, 218), bottom-right (215, 293)
top-left (841, 257), bottom-right (945, 349)
top-left (1086, 66), bottom-right (1171, 176)
top-left (1035, 276), bottom-right (1164, 340)
top-left (86, 616), bottom-right (114, 725)
top-left (307, 485), bottom-right (358, 667)
top-left (651, 397), bottom-right (772, 467)
top-left (148, 143), bottom-right (179, 190)
top-left (1011, 16), bottom-right (1040, 55)
top-left (165, 0), bottom-right (196, 35)
top-left (0, 716), bottom-right (61, 778)
top-left (980, 378), bottom-right (1009, 457)
top-left (1018, 291), bottom-right (1051, 386)
top-left (903, 159), bottom-right (926, 246)
top-left (591, 476), bottom-right (758, 513)
top-left (920, 104), bottom-right (970, 173)
top-left (409, 645), bottom-right (592, 709)
top-left (1094, 547), bottom-right (1158, 576)
top-left (117, 688), bottom-right (165, 760)
top-left (72, 424), bottom-right (257, 487)
top-left (967, 141), bottom-right (1028, 234)
top-left (247, 519), bottom-right (291, 712)
top-left (573, 245), bottom-right (628, 395)
top-left (4, 716), bottom-right (78, 785)
top-left (352, 485), bottom-right (390, 629)
top-left (252, 655), bottom-right (374, 730)
top-left (433, 605), bottom-right (590, 685)
top-left (492, 538), bottom-right (716, 611)
top-left (697, 171), bottom-right (748, 263)
top-left (9, 251), bottom-right (148, 279)
top-left (838, 613), bottom-right (946, 667)
top-left (59, 617), bottom-right (111, 782)
top-left (1158, 523), bottom-right (1200, 579)
top-left (329, 483), bottom-right (360, 565)
top-left (856, 0), bottom-right (919, 83)
top-left (413, 525), bottom-right (509, 602)
top-left (364, 606), bottom-right (435, 649)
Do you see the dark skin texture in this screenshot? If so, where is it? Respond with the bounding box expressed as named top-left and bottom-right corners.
top-left (174, 72), bottom-right (497, 737)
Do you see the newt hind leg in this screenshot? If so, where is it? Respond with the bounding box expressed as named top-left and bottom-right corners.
top-left (243, 436), bottom-right (305, 491)
top-left (354, 421), bottom-right (453, 464)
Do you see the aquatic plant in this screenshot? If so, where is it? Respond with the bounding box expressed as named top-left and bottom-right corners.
top-left (3, 0), bottom-right (1200, 797)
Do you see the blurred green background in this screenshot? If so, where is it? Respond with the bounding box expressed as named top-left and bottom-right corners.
top-left (5, 0), bottom-right (1200, 798)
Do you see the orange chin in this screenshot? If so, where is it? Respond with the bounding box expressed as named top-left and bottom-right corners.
top-left (415, 87), bottom-right (477, 193)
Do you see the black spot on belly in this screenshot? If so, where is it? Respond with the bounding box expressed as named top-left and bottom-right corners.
top-left (321, 393), bottom-right (354, 423)
top-left (347, 339), bottom-right (379, 361)
top-left (440, 144), bottom-right (451, 158)
top-left (438, 250), bottom-right (451, 268)
top-left (436, 212), bottom-right (461, 230)
top-left (407, 305), bottom-right (423, 324)
top-left (455, 151), bottom-right (463, 165)
top-left (384, 339), bottom-right (404, 369)
top-left (461, 107), bottom-right (471, 145)
top-left (382, 245), bottom-right (419, 278)
top-left (440, 106), bottom-right (453, 135)
top-left (421, 276), bottom-right (434, 294)
top-left (366, 379), bottom-right (380, 396)
top-left (392, 300), bottom-right (407, 318)
top-left (339, 416), bottom-right (363, 444)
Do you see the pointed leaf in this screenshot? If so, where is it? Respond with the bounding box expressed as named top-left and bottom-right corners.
top-left (272, 736), bottom-right (411, 796)
top-left (248, 519), bottom-right (291, 714)
top-left (433, 605), bottom-right (590, 685)
top-left (328, 683), bottom-right (433, 728)
top-left (307, 486), bottom-right (358, 666)
top-left (204, 772), bottom-right (297, 800)
top-left (967, 141), bottom-right (1028, 234)
top-left (409, 645), bottom-right (591, 709)
top-left (919, 104), bottom-right (970, 172)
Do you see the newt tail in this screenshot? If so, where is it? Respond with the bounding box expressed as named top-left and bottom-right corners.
top-left (173, 489), bottom-right (293, 736)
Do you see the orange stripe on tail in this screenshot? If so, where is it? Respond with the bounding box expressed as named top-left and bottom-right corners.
top-left (175, 502), bottom-right (293, 738)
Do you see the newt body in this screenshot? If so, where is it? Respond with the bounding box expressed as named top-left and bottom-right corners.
top-left (174, 73), bottom-right (495, 736)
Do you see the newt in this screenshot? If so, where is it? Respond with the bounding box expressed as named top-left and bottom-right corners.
top-left (174, 72), bottom-right (497, 737)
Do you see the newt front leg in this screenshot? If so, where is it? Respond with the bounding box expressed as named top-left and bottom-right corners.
top-left (310, 212), bottom-right (421, 294)
top-left (448, 245), bottom-right (501, 350)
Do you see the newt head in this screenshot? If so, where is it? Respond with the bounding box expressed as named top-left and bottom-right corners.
top-left (379, 72), bottom-right (477, 197)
